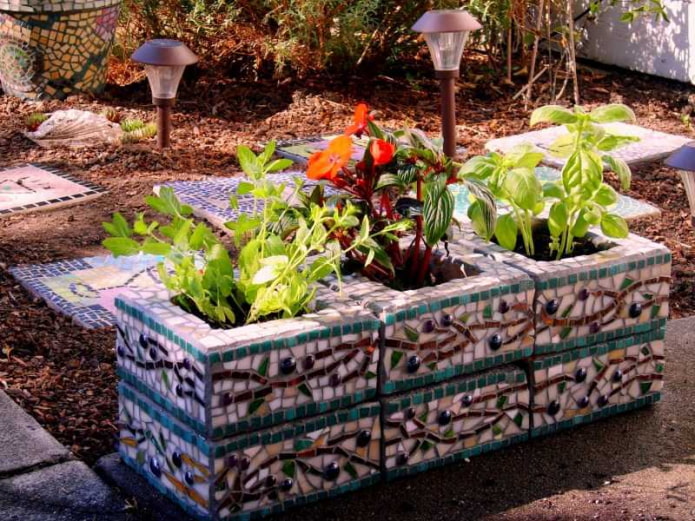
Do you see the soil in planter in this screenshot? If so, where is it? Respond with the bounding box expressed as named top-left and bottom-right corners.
top-left (495, 229), bottom-right (616, 262)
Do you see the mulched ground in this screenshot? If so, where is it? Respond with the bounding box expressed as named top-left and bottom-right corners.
top-left (0, 63), bottom-right (693, 466)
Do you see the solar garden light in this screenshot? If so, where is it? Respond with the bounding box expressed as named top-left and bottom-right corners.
top-left (665, 142), bottom-right (695, 226)
top-left (412, 10), bottom-right (481, 158)
top-left (132, 39), bottom-right (198, 149)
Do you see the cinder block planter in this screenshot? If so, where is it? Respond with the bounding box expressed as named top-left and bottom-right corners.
top-left (530, 328), bottom-right (664, 436)
top-left (0, 0), bottom-right (120, 99)
top-left (382, 366), bottom-right (530, 480)
top-left (322, 244), bottom-right (535, 394)
top-left (115, 286), bottom-right (380, 439)
top-left (456, 230), bottom-right (671, 355)
top-left (118, 383), bottom-right (382, 521)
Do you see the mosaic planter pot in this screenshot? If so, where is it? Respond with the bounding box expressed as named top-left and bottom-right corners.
top-left (115, 286), bottom-right (380, 440)
top-left (0, 0), bottom-right (120, 100)
top-left (457, 229), bottom-right (671, 355)
top-left (382, 366), bottom-right (530, 480)
top-left (118, 383), bottom-right (382, 521)
top-left (530, 327), bottom-right (665, 437)
top-left (322, 244), bottom-right (535, 394)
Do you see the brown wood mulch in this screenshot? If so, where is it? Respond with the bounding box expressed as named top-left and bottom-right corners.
top-left (0, 64), bottom-right (693, 465)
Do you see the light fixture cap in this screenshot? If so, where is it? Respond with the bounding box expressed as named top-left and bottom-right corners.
top-left (665, 141), bottom-right (695, 171)
top-left (132, 39), bottom-right (198, 67)
top-left (412, 9), bottom-right (482, 34)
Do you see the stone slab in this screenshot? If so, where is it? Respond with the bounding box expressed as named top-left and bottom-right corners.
top-left (9, 254), bottom-right (164, 329)
top-left (0, 461), bottom-right (128, 521)
top-left (0, 164), bottom-right (106, 217)
top-left (484, 122), bottom-right (691, 168)
top-left (0, 390), bottom-right (70, 476)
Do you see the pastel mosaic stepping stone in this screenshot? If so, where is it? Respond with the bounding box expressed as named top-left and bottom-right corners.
top-left (485, 122), bottom-right (691, 168)
top-left (118, 383), bottom-right (382, 520)
top-left (456, 229), bottom-right (671, 355)
top-left (115, 285), bottom-right (381, 439)
top-left (9, 253), bottom-right (163, 329)
top-left (451, 167), bottom-right (660, 222)
top-left (0, 164), bottom-right (106, 217)
top-left (382, 366), bottom-right (529, 480)
top-left (319, 242), bottom-right (535, 394)
top-left (530, 328), bottom-right (664, 437)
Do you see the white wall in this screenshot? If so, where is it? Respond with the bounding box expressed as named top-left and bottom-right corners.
top-left (576, 0), bottom-right (695, 84)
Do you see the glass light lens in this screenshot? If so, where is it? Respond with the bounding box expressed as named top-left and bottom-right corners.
top-left (144, 64), bottom-right (186, 99)
top-left (424, 31), bottom-right (470, 71)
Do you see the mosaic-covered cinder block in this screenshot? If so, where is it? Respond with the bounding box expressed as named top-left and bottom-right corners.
top-left (115, 286), bottom-right (380, 440)
top-left (457, 229), bottom-right (671, 355)
top-left (118, 383), bottom-right (382, 521)
top-left (530, 328), bottom-right (664, 437)
top-left (381, 366), bottom-right (530, 480)
top-left (321, 243), bottom-right (535, 394)
top-left (0, 0), bottom-right (120, 100)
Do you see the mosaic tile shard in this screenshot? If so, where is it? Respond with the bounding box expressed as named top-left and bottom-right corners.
top-left (456, 228), bottom-right (671, 355)
top-left (9, 253), bottom-right (163, 329)
top-left (0, 163), bottom-right (106, 217)
top-left (320, 242), bottom-right (535, 394)
top-left (118, 383), bottom-right (382, 521)
top-left (0, 0), bottom-right (120, 99)
top-left (276, 135), bottom-right (369, 164)
top-left (485, 122), bottom-right (691, 168)
top-left (382, 366), bottom-right (530, 479)
top-left (451, 167), bottom-right (660, 222)
top-left (530, 328), bottom-right (664, 436)
top-left (115, 285), bottom-right (381, 440)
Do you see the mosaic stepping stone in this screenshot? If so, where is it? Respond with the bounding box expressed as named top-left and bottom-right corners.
top-left (530, 328), bottom-right (664, 437)
top-left (0, 164), bottom-right (106, 217)
top-left (320, 242), bottom-right (535, 395)
top-left (485, 122), bottom-right (691, 168)
top-left (9, 253), bottom-right (163, 329)
top-left (118, 383), bottom-right (381, 521)
top-left (382, 366), bottom-right (529, 479)
top-left (456, 228), bottom-right (671, 355)
top-left (115, 285), bottom-right (381, 440)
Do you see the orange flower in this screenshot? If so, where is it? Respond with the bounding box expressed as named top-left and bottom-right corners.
top-left (369, 139), bottom-right (395, 166)
top-left (345, 103), bottom-right (373, 137)
top-left (307, 135), bottom-right (353, 181)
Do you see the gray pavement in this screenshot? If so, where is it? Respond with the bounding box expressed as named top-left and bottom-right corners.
top-left (2, 317), bottom-right (694, 521)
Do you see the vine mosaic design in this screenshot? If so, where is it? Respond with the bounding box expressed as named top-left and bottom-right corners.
top-left (119, 385), bottom-right (381, 520)
top-left (531, 329), bottom-right (665, 435)
top-left (382, 367), bottom-right (530, 478)
top-left (0, 0), bottom-right (120, 100)
top-left (116, 286), bottom-right (381, 439)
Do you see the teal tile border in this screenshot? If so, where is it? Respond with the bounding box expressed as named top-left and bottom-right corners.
top-left (118, 368), bottom-right (377, 440)
top-left (383, 432), bottom-right (528, 481)
top-left (531, 327), bottom-right (666, 369)
top-left (119, 450), bottom-right (382, 521)
top-left (382, 347), bottom-right (532, 395)
top-left (380, 279), bottom-right (535, 327)
top-left (384, 367), bottom-right (527, 414)
top-left (535, 319), bottom-right (667, 355)
top-left (530, 393), bottom-right (661, 438)
top-left (116, 297), bottom-right (381, 364)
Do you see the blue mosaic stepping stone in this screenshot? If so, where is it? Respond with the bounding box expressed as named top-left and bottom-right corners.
top-left (9, 254), bottom-right (164, 329)
top-left (450, 167), bottom-right (660, 222)
top-left (0, 163), bottom-right (106, 217)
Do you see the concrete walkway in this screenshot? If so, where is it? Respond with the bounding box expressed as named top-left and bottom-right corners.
top-left (1, 317), bottom-right (694, 521)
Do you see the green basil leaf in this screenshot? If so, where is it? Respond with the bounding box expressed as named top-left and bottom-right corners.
top-left (589, 104), bottom-right (636, 124)
top-left (530, 105), bottom-right (578, 126)
top-left (601, 213), bottom-right (629, 238)
top-left (548, 202), bottom-right (568, 238)
top-left (595, 184), bottom-right (618, 207)
top-left (494, 213), bottom-right (518, 251)
top-left (503, 167), bottom-right (542, 211)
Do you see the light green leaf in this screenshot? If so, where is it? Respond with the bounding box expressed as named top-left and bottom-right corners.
top-left (601, 213), bottom-right (629, 238)
top-left (530, 105), bottom-right (578, 126)
top-left (595, 184), bottom-right (618, 207)
top-left (423, 181), bottom-right (454, 246)
top-left (236, 145), bottom-right (258, 177)
top-left (589, 104), bottom-right (636, 124)
top-left (603, 155), bottom-right (632, 191)
top-left (102, 237), bottom-right (141, 256)
top-left (548, 202), bottom-right (568, 238)
top-left (547, 133), bottom-right (576, 158)
top-left (495, 213), bottom-right (518, 251)
top-left (504, 167), bottom-right (542, 211)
